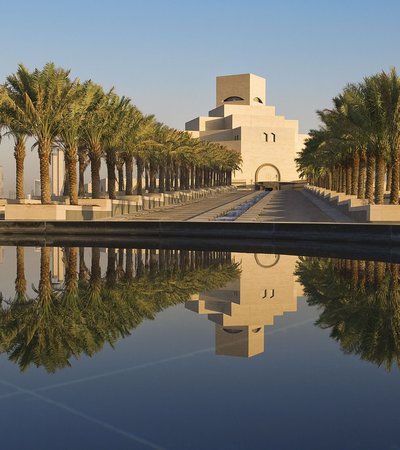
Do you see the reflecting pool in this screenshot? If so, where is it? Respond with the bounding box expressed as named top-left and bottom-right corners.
top-left (0, 244), bottom-right (399, 449)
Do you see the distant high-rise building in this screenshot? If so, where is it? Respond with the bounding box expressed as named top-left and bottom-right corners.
top-left (51, 149), bottom-right (64, 197)
top-left (0, 165), bottom-right (4, 198)
top-left (34, 179), bottom-right (41, 197)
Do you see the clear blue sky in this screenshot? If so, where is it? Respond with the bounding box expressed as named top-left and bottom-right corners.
top-left (1, 0), bottom-right (399, 194)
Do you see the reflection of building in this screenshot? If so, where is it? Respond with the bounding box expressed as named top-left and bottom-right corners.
top-left (186, 253), bottom-right (303, 357)
top-left (51, 247), bottom-right (64, 284)
top-left (0, 247), bottom-right (4, 264)
top-left (185, 74), bottom-right (307, 188)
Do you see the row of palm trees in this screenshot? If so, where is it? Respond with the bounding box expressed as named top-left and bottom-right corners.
top-left (296, 68), bottom-right (400, 205)
top-left (0, 63), bottom-right (242, 205)
top-left (1, 246), bottom-right (239, 372)
top-left (296, 256), bottom-right (400, 370)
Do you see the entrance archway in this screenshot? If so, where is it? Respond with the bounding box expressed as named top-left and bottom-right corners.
top-left (255, 164), bottom-right (281, 183)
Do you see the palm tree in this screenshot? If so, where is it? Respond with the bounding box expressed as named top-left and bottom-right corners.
top-left (2, 63), bottom-right (79, 204)
top-left (58, 83), bottom-right (88, 205)
top-left (375, 69), bottom-right (400, 204)
top-left (81, 82), bottom-right (111, 199)
top-left (103, 94), bottom-right (131, 200)
top-left (296, 257), bottom-right (400, 370)
top-left (0, 89), bottom-right (28, 200)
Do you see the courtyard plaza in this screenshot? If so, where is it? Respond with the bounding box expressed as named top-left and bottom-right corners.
top-left (110, 188), bottom-right (354, 223)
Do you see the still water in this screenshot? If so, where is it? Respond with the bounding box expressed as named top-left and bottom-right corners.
top-left (0, 244), bottom-right (399, 449)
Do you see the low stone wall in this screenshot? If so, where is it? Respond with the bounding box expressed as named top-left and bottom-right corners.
top-left (306, 186), bottom-right (400, 223)
top-left (3, 186), bottom-right (235, 221)
top-left (1, 220), bottom-right (400, 246)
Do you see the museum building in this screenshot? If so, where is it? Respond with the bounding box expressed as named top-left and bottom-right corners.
top-left (185, 73), bottom-right (307, 188)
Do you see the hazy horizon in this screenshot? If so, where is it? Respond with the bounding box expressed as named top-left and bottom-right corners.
top-left (1, 0), bottom-right (399, 195)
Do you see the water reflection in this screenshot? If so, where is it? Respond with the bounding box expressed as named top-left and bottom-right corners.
top-left (0, 247), bottom-right (239, 373)
top-left (186, 253), bottom-right (303, 357)
top-left (2, 245), bottom-right (400, 372)
top-left (296, 257), bottom-right (400, 371)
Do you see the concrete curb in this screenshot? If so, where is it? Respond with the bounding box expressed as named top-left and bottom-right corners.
top-left (1, 220), bottom-right (400, 244)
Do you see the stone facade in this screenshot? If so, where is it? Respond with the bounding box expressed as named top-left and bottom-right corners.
top-left (185, 73), bottom-right (307, 187)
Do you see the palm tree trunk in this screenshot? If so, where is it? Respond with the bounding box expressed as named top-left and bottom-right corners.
top-left (339, 167), bottom-right (345, 192)
top-left (15, 246), bottom-right (26, 302)
top-left (174, 162), bottom-right (179, 191)
top-left (14, 140), bottom-right (26, 200)
top-left (79, 247), bottom-right (88, 281)
top-left (358, 152), bottom-right (366, 199)
top-left (351, 155), bottom-right (359, 196)
top-left (66, 145), bottom-right (78, 205)
top-left (39, 246), bottom-right (52, 302)
top-left (90, 247), bottom-right (101, 289)
top-left (78, 151), bottom-right (87, 197)
top-left (106, 248), bottom-right (117, 288)
top-left (65, 247), bottom-right (78, 294)
top-left (374, 154), bottom-right (385, 205)
top-left (117, 165), bottom-right (124, 192)
top-left (124, 154), bottom-right (134, 195)
top-left (345, 162), bottom-right (352, 195)
top-left (149, 161), bottom-right (156, 193)
top-left (145, 165), bottom-right (149, 191)
top-left (63, 159), bottom-right (70, 197)
top-left (39, 141), bottom-right (52, 204)
top-left (190, 164), bottom-right (195, 189)
top-left (106, 150), bottom-right (116, 200)
top-left (89, 143), bottom-right (102, 199)
top-left (136, 156), bottom-right (143, 195)
top-left (165, 160), bottom-right (171, 191)
top-left (159, 164), bottom-right (165, 193)
top-left (386, 164), bottom-right (392, 192)
top-left (125, 248), bottom-right (133, 281)
top-left (390, 147), bottom-right (400, 204)
top-left (366, 154), bottom-right (375, 204)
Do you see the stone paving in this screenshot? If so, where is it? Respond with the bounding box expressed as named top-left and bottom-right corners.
top-left (237, 189), bottom-right (354, 223)
top-left (110, 190), bottom-right (252, 221)
top-left (109, 188), bottom-right (354, 223)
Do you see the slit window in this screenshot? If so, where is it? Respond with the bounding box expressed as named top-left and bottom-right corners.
top-left (271, 133), bottom-right (276, 142)
top-left (264, 133), bottom-right (268, 142)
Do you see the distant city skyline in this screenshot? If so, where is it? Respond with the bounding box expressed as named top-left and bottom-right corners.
top-left (0, 0), bottom-right (399, 193)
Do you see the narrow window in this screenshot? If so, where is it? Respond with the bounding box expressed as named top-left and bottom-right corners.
top-left (271, 133), bottom-right (276, 142)
top-left (264, 132), bottom-right (268, 142)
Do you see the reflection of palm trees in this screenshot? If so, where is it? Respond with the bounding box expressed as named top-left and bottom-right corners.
top-left (15, 246), bottom-right (27, 303)
top-left (296, 257), bottom-right (400, 370)
top-left (0, 247), bottom-right (239, 373)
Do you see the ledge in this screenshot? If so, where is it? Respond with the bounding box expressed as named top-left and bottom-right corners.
top-left (1, 220), bottom-right (400, 245)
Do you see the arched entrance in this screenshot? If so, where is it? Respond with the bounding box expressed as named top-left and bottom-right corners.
top-left (255, 164), bottom-right (280, 183)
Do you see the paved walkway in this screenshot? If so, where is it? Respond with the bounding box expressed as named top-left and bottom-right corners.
top-left (238, 189), bottom-right (353, 223)
top-left (109, 188), bottom-right (354, 223)
top-left (110, 191), bottom-right (252, 221)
